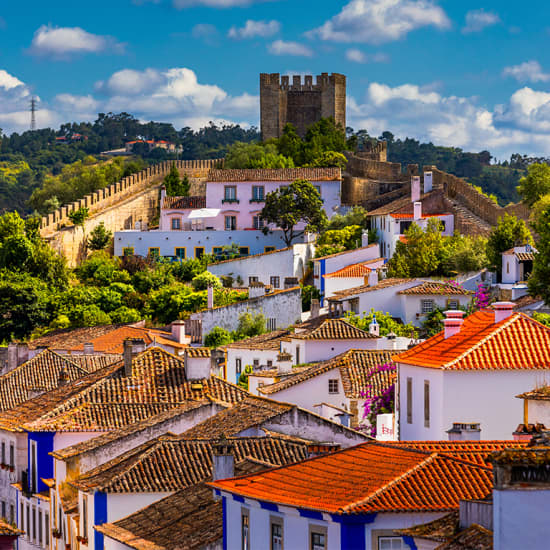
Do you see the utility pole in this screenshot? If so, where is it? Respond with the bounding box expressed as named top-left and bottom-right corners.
top-left (30, 97), bottom-right (37, 131)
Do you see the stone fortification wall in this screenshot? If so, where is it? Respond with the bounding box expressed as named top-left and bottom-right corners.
top-left (429, 167), bottom-right (530, 225)
top-left (356, 141), bottom-right (387, 162)
top-left (42, 159), bottom-right (222, 266)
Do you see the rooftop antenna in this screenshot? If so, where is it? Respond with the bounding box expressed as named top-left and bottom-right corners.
top-left (30, 97), bottom-right (37, 131)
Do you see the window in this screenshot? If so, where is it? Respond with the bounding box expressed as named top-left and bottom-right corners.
top-left (295, 346), bottom-right (300, 365)
top-left (249, 276), bottom-right (259, 284)
top-left (10, 504), bottom-right (14, 523)
top-left (212, 246), bottom-right (223, 256)
top-left (421, 299), bottom-right (434, 314)
top-left (225, 215), bottom-right (237, 231)
top-left (271, 520), bottom-right (283, 550)
top-left (58, 506), bottom-right (63, 537)
top-left (311, 530), bottom-right (326, 550)
top-left (39, 510), bottom-right (43, 546)
top-left (20, 502), bottom-right (23, 532)
top-left (253, 359), bottom-right (260, 368)
top-left (267, 360), bottom-right (273, 368)
top-left (148, 247), bottom-right (160, 258)
top-left (252, 186), bottom-right (265, 201)
top-left (9, 443), bottom-right (14, 467)
top-left (349, 297), bottom-right (359, 314)
top-left (253, 216), bottom-right (264, 230)
top-left (32, 507), bottom-right (36, 542)
top-left (45, 513), bottom-right (49, 547)
top-left (1, 501), bottom-right (5, 520)
top-left (270, 276), bottom-right (280, 289)
top-left (328, 379), bottom-right (339, 394)
top-left (82, 496), bottom-right (87, 542)
top-left (440, 220), bottom-right (446, 231)
top-left (236, 358), bottom-right (242, 376)
top-left (241, 510), bottom-right (250, 550)
top-left (400, 221), bottom-right (412, 233)
top-left (406, 377), bottom-right (413, 424)
top-left (174, 247), bottom-right (186, 260)
top-left (122, 247), bottom-right (134, 256)
top-left (447, 299), bottom-right (459, 310)
top-left (194, 247), bottom-right (205, 259)
top-left (239, 247), bottom-right (249, 256)
top-left (264, 246), bottom-right (276, 253)
top-left (1, 441), bottom-right (4, 464)
top-left (171, 218), bottom-right (181, 230)
top-left (424, 380), bottom-right (430, 428)
top-left (267, 318), bottom-right (276, 331)
top-left (314, 263), bottom-right (320, 277)
top-left (26, 505), bottom-right (30, 539)
top-left (379, 537), bottom-right (406, 549)
top-left (224, 186), bottom-right (237, 201)
top-left (31, 440), bottom-right (37, 493)
top-left (507, 262), bottom-right (510, 274)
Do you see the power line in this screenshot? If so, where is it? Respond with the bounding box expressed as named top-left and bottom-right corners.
top-left (30, 97), bottom-right (37, 131)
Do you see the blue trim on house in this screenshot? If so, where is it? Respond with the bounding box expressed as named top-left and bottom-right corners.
top-left (340, 521), bottom-right (366, 550)
top-left (330, 513), bottom-right (377, 524)
top-left (15, 488), bottom-right (19, 550)
top-left (222, 496), bottom-right (227, 550)
top-left (299, 509), bottom-right (324, 520)
top-left (27, 432), bottom-right (54, 494)
top-left (403, 535), bottom-right (418, 549)
top-left (94, 492), bottom-right (107, 550)
top-left (233, 495), bottom-right (245, 503)
top-left (260, 501), bottom-right (279, 512)
top-left (320, 258), bottom-right (326, 306)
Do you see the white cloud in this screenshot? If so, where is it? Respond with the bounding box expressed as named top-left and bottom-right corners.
top-left (228, 20), bottom-right (280, 39)
top-left (345, 49), bottom-right (389, 63)
top-left (462, 9), bottom-right (500, 34)
top-left (173, 0), bottom-right (262, 7)
top-left (308, 0), bottom-right (450, 44)
top-left (0, 70), bottom-right (25, 91)
top-left (502, 60), bottom-right (550, 83)
top-left (54, 94), bottom-right (99, 112)
top-left (191, 24), bottom-right (219, 44)
top-left (29, 25), bottom-right (125, 58)
top-left (268, 40), bottom-right (313, 57)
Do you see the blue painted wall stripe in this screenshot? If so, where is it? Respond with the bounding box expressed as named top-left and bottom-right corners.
top-left (94, 492), bottom-right (107, 550)
top-left (260, 501), bottom-right (278, 512)
top-left (403, 535), bottom-right (418, 550)
top-left (299, 509), bottom-right (324, 520)
top-left (27, 432), bottom-right (54, 494)
top-left (222, 496), bottom-right (227, 550)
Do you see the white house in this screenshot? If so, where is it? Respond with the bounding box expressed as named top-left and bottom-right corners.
top-left (207, 242), bottom-right (315, 289)
top-left (210, 440), bottom-right (493, 550)
top-left (395, 303), bottom-right (550, 441)
top-left (369, 175), bottom-right (454, 259)
top-left (327, 279), bottom-right (473, 327)
top-left (499, 244), bottom-right (537, 301)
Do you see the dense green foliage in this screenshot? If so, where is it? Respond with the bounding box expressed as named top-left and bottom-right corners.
top-left (163, 164), bottom-right (190, 196)
top-left (528, 203), bottom-right (550, 303)
top-left (316, 225), bottom-right (363, 258)
top-left (344, 309), bottom-right (417, 337)
top-left (204, 311), bottom-right (267, 348)
top-left (88, 223), bottom-right (112, 251)
top-left (517, 163), bottom-right (550, 207)
top-left (260, 179), bottom-right (327, 246)
top-left (387, 220), bottom-right (489, 278)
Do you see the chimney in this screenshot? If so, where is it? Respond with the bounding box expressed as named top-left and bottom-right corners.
top-left (207, 285), bottom-right (214, 309)
top-left (446, 422), bottom-right (481, 441)
top-left (361, 230), bottom-right (369, 248)
top-left (184, 348), bottom-right (211, 381)
top-left (310, 299), bottom-right (320, 319)
top-left (212, 438), bottom-right (234, 481)
top-left (368, 269), bottom-right (378, 287)
top-left (493, 301), bottom-right (515, 324)
top-left (411, 176), bottom-right (421, 202)
top-left (58, 367), bottom-right (69, 387)
top-left (123, 338), bottom-right (146, 377)
top-left (424, 171), bottom-right (433, 193)
top-left (444, 310), bottom-right (465, 339)
top-left (83, 343), bottom-right (94, 354)
top-left (369, 314), bottom-right (380, 337)
top-left (277, 352), bottom-right (293, 374)
top-left (171, 320), bottom-right (187, 344)
top-left (7, 343), bottom-right (29, 373)
top-left (248, 282), bottom-right (266, 299)
top-left (413, 201), bottom-right (422, 221)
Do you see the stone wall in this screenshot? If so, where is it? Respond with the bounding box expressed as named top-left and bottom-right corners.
top-left (41, 159), bottom-right (222, 266)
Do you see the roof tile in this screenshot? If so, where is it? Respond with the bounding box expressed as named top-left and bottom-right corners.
top-left (207, 168), bottom-right (340, 182)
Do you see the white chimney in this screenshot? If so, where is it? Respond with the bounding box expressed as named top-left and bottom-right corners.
top-left (212, 439), bottom-right (234, 481)
top-left (83, 343), bottom-right (94, 354)
top-left (184, 349), bottom-right (211, 380)
top-left (361, 230), bottom-right (369, 247)
top-left (413, 201), bottom-right (422, 220)
top-left (171, 320), bottom-right (187, 344)
top-left (447, 422), bottom-right (481, 441)
top-left (277, 352), bottom-right (293, 374)
top-left (368, 269), bottom-right (379, 287)
top-left (207, 285), bottom-right (214, 309)
top-left (424, 171), bottom-right (433, 193)
top-left (369, 314), bottom-right (380, 337)
top-left (443, 310), bottom-right (465, 339)
top-left (310, 299), bottom-right (320, 319)
top-left (411, 176), bottom-right (421, 202)
top-left (123, 338), bottom-right (146, 376)
top-left (493, 302), bottom-right (515, 324)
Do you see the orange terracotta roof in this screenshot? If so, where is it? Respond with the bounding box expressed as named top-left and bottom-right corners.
top-left (207, 168), bottom-right (340, 182)
top-left (289, 319), bottom-right (378, 340)
top-left (162, 196), bottom-right (206, 210)
top-left (186, 347), bottom-right (211, 358)
top-left (394, 310), bottom-right (550, 371)
top-left (27, 324), bottom-right (131, 349)
top-left (314, 244), bottom-right (378, 261)
top-left (390, 212), bottom-right (449, 219)
top-left (223, 330), bottom-right (290, 350)
top-left (89, 326), bottom-right (187, 354)
top-left (210, 442), bottom-right (493, 514)
top-left (327, 278), bottom-right (415, 301)
top-left (517, 386), bottom-right (550, 401)
top-left (397, 281), bottom-right (473, 296)
top-left (324, 259), bottom-right (384, 279)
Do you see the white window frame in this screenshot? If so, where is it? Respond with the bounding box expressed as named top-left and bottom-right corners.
top-left (378, 536), bottom-right (406, 549)
top-left (328, 379), bottom-right (339, 394)
top-left (171, 217), bottom-right (181, 230)
top-left (421, 299), bottom-right (434, 314)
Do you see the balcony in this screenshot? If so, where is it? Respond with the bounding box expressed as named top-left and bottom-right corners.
top-left (249, 198), bottom-right (265, 203)
top-left (221, 198), bottom-right (239, 204)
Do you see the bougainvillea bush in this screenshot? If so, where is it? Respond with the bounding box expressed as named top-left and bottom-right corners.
top-left (360, 362), bottom-right (396, 437)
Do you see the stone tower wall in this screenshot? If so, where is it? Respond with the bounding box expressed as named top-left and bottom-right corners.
top-left (260, 73), bottom-right (346, 140)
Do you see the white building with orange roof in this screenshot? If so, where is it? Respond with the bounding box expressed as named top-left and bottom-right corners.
top-left (395, 302), bottom-right (550, 441)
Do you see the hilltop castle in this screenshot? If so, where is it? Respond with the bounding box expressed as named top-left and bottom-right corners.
top-left (260, 73), bottom-right (346, 140)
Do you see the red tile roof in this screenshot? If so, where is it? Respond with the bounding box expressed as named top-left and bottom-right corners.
top-left (390, 212), bottom-right (449, 219)
top-left (162, 196), bottom-right (206, 210)
top-left (327, 278), bottom-right (414, 301)
top-left (207, 168), bottom-right (340, 182)
top-left (289, 319), bottom-right (377, 340)
top-left (394, 310), bottom-right (550, 371)
top-left (397, 281), bottom-right (473, 296)
top-left (210, 442), bottom-right (493, 514)
top-left (323, 259), bottom-right (384, 279)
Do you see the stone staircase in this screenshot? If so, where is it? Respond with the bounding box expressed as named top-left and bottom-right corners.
top-left (447, 199), bottom-right (493, 237)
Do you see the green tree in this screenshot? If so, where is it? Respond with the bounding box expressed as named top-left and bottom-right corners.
top-left (344, 309), bottom-right (416, 337)
top-left (487, 214), bottom-right (533, 276)
top-left (238, 364), bottom-right (253, 390)
top-left (163, 164), bottom-right (181, 196)
top-left (69, 206), bottom-right (89, 230)
top-left (528, 203), bottom-right (550, 303)
top-left (191, 271), bottom-right (222, 291)
top-left (308, 151), bottom-right (348, 169)
top-left (326, 206), bottom-right (369, 230)
top-left (301, 285), bottom-right (320, 312)
top-left (316, 225), bottom-right (363, 257)
top-left (204, 326), bottom-right (233, 348)
top-left (225, 142), bottom-right (294, 169)
top-left (88, 222), bottom-right (112, 251)
top-left (517, 163), bottom-right (550, 207)
top-left (234, 311), bottom-right (266, 339)
top-left (260, 179), bottom-right (327, 246)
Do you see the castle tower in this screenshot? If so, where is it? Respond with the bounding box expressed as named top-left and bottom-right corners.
top-left (260, 73), bottom-right (346, 140)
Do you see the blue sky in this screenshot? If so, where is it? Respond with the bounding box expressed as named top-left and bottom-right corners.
top-left (1, 0), bottom-right (550, 158)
